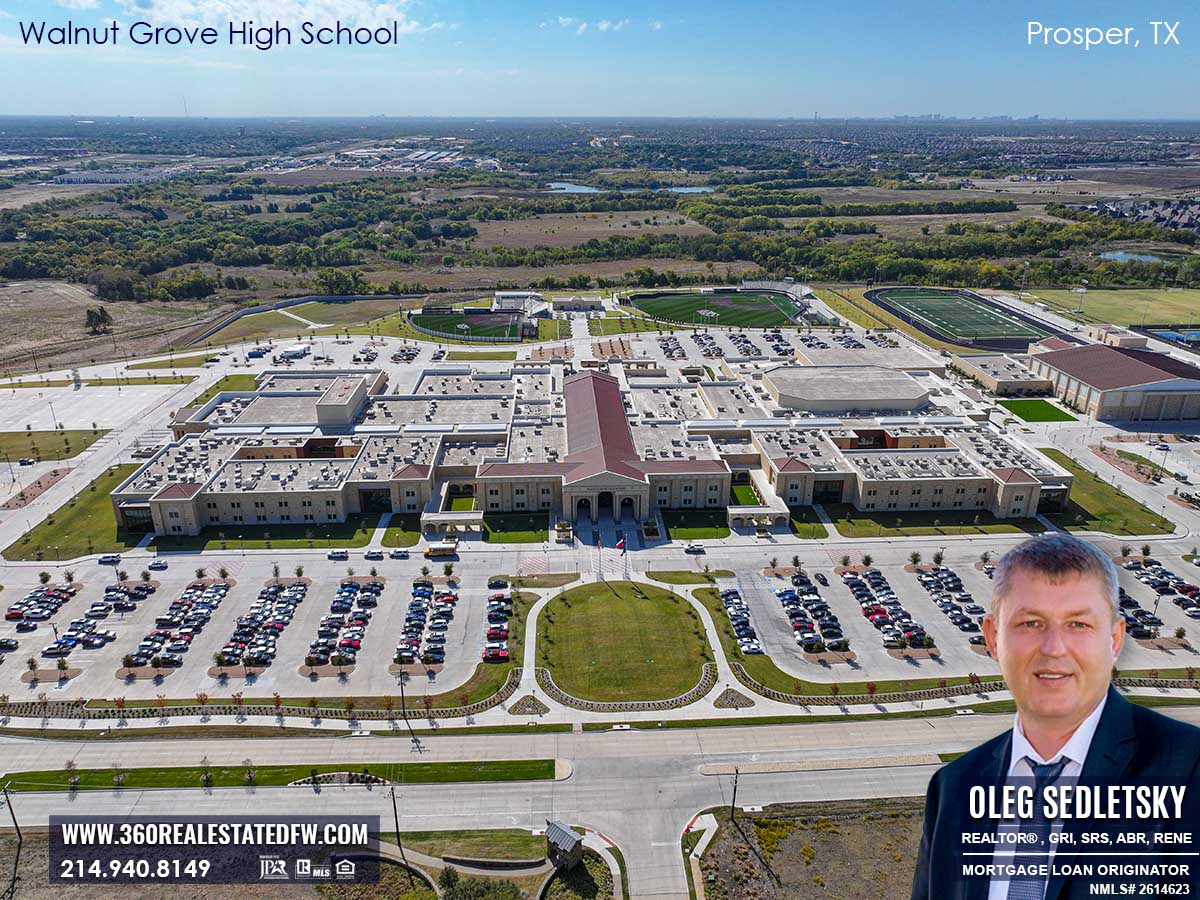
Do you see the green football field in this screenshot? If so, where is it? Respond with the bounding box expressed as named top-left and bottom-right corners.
top-left (412, 313), bottom-right (519, 338)
top-left (630, 291), bottom-right (799, 327)
top-left (876, 288), bottom-right (1051, 342)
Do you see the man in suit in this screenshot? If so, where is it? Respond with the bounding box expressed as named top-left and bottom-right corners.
top-left (912, 534), bottom-right (1199, 900)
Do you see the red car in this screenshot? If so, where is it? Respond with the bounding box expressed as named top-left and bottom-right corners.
top-left (338, 638), bottom-right (361, 650)
top-left (792, 621), bottom-right (815, 632)
top-left (481, 648), bottom-right (509, 662)
top-left (4, 609), bottom-right (24, 621)
top-left (486, 626), bottom-right (509, 640)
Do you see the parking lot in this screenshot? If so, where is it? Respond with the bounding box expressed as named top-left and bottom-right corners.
top-left (0, 556), bottom-right (512, 701)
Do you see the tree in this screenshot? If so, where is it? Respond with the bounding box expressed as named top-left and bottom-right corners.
top-left (295, 565), bottom-right (304, 578)
top-left (979, 550), bottom-right (991, 564)
top-left (196, 567), bottom-right (207, 579)
top-left (421, 565), bottom-right (430, 576)
top-left (63, 569), bottom-right (75, 584)
top-left (117, 569), bottom-right (128, 583)
top-left (272, 563), bottom-right (280, 579)
top-left (792, 554), bottom-right (801, 570)
top-left (38, 571), bottom-right (50, 585)
top-left (212, 652), bottom-right (225, 670)
top-left (1141, 544), bottom-right (1151, 558)
top-left (932, 550), bottom-right (944, 566)
top-left (122, 654), bottom-right (135, 670)
top-left (769, 557), bottom-right (778, 571)
top-left (839, 554), bottom-right (851, 567)
top-left (909, 551), bottom-right (922, 566)
top-left (195, 692), bottom-right (209, 708)
top-left (218, 566), bottom-right (229, 580)
top-left (57, 657), bottom-right (69, 675)
top-left (140, 570), bottom-right (151, 582)
top-left (861, 553), bottom-right (873, 568)
top-left (1120, 544), bottom-right (1132, 558)
top-left (443, 562), bottom-right (454, 577)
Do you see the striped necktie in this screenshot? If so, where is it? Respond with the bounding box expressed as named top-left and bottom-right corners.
top-left (1006, 757), bottom-right (1070, 900)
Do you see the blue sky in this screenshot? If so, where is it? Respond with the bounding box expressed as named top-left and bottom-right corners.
top-left (0, 0), bottom-right (1194, 117)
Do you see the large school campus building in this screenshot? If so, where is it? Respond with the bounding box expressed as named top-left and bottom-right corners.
top-left (111, 360), bottom-right (1075, 538)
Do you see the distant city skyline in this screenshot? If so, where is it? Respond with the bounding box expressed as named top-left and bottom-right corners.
top-left (1, 0), bottom-right (1194, 118)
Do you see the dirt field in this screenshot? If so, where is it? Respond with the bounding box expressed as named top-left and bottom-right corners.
top-left (0, 282), bottom-right (235, 371)
top-left (361, 258), bottom-right (758, 290)
top-left (471, 211), bottom-right (713, 248)
top-left (699, 798), bottom-right (925, 900)
top-left (288, 298), bottom-right (422, 326)
top-left (0, 183), bottom-right (112, 209)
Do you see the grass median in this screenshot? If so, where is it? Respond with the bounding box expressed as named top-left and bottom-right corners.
top-left (0, 429), bottom-right (108, 461)
top-left (998, 399), bottom-right (1076, 423)
top-left (5, 759), bottom-right (554, 792)
top-left (823, 503), bottom-right (1042, 538)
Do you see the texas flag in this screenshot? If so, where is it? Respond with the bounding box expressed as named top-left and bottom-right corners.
top-left (615, 538), bottom-right (626, 552)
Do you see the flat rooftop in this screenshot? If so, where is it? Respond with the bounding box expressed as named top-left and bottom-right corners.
top-left (233, 394), bottom-right (322, 425)
top-left (630, 385), bottom-right (709, 420)
top-left (947, 427), bottom-right (1068, 480)
top-left (122, 435), bottom-right (244, 494)
top-left (438, 440), bottom-right (507, 467)
top-left (413, 372), bottom-right (515, 396)
top-left (208, 458), bottom-right (355, 493)
top-left (846, 449), bottom-right (986, 482)
top-left (754, 428), bottom-right (850, 473)
top-left (345, 433), bottom-right (441, 477)
top-left (365, 396), bottom-right (513, 426)
top-left (258, 374), bottom-right (342, 393)
top-left (794, 343), bottom-right (940, 371)
top-left (766, 365), bottom-right (929, 407)
top-left (629, 420), bottom-right (721, 462)
top-left (508, 421), bottom-right (568, 464)
top-left (959, 354), bottom-right (1046, 382)
top-left (699, 383), bottom-right (767, 418)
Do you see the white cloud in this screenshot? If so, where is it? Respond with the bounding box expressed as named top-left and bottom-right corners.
top-left (557, 16), bottom-right (576, 26)
top-left (597, 18), bottom-right (628, 31)
top-left (575, 21), bottom-right (586, 34)
top-left (108, 0), bottom-right (439, 32)
top-left (649, 19), bottom-right (663, 30)
top-left (55, 0), bottom-right (99, 8)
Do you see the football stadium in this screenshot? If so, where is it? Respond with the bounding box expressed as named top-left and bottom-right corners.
top-left (868, 287), bottom-right (1064, 351)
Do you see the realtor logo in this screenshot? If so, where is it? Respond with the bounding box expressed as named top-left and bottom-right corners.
top-left (334, 859), bottom-right (357, 880)
top-left (296, 859), bottom-right (331, 879)
top-left (259, 858), bottom-right (288, 880)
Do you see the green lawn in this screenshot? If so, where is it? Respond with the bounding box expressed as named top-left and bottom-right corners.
top-left (413, 314), bottom-right (517, 338)
top-left (5, 759), bottom-right (554, 792)
top-left (823, 503), bottom-right (1043, 538)
top-left (445, 350), bottom-right (518, 361)
top-left (381, 516), bottom-right (421, 547)
top-left (190, 374), bottom-right (261, 406)
top-left (999, 399), bottom-right (1077, 422)
top-left (1039, 448), bottom-right (1174, 535)
top-left (631, 291), bottom-right (797, 327)
top-left (128, 352), bottom-right (213, 370)
top-left (87, 376), bottom-right (196, 386)
top-left (660, 509), bottom-right (730, 540)
top-left (207, 310), bottom-right (307, 344)
top-left (589, 314), bottom-right (682, 336)
top-left (0, 429), bottom-right (108, 461)
top-left (1116, 448), bottom-right (1172, 476)
top-left (788, 507), bottom-right (829, 539)
top-left (491, 573), bottom-right (579, 588)
top-left (2, 464), bottom-right (147, 562)
top-left (381, 829), bottom-right (546, 862)
top-left (539, 581), bottom-right (711, 701)
top-left (482, 513), bottom-right (548, 543)
top-left (1029, 288), bottom-right (1200, 327)
top-left (446, 496), bottom-right (476, 511)
top-left (647, 570), bottom-right (735, 585)
top-left (814, 289), bottom-right (885, 328)
top-left (537, 318), bottom-right (569, 341)
top-left (153, 516), bottom-right (378, 552)
top-left (730, 483), bottom-right (761, 505)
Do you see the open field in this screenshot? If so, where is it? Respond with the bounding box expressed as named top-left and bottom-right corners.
top-left (445, 350), bottom-right (517, 360)
top-left (482, 512), bottom-right (549, 543)
top-left (1028, 288), bottom-right (1200, 327)
top-left (0, 281), bottom-right (233, 369)
top-left (206, 309), bottom-right (311, 344)
top-left (630, 290), bottom-right (799, 327)
top-left (828, 287), bottom-right (980, 354)
top-left (540, 581), bottom-right (710, 701)
top-left (589, 313), bottom-right (680, 336)
top-left (789, 207), bottom-right (1068, 239)
top-left (413, 312), bottom-right (520, 338)
top-left (813, 288), bottom-right (884, 328)
top-left (660, 509), bottom-right (730, 540)
top-left (1039, 448), bottom-right (1174, 535)
top-left (0, 182), bottom-right (113, 209)
top-left (381, 515), bottom-right (421, 547)
top-left (998, 399), bottom-right (1077, 422)
top-left (2, 463), bottom-right (146, 561)
top-left (647, 569), bottom-right (734, 584)
top-left (0, 428), bottom-right (108, 460)
top-left (288, 297), bottom-right (420, 325)
top-left (471, 210), bottom-right (712, 248)
top-left (389, 828), bottom-right (547, 861)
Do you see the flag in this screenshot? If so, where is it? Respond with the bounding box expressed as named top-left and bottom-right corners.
top-left (616, 538), bottom-right (626, 552)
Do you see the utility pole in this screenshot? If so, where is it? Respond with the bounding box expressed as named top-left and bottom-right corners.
top-left (396, 671), bottom-right (418, 746)
top-left (1, 783), bottom-right (21, 900)
top-left (388, 786), bottom-right (412, 885)
top-left (729, 767), bottom-right (739, 822)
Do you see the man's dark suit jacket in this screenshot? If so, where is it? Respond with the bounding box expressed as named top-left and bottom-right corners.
top-left (911, 687), bottom-right (1200, 900)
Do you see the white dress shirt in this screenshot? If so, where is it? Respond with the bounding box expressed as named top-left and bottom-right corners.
top-left (986, 694), bottom-right (1108, 900)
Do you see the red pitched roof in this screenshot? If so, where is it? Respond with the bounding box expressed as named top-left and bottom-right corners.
top-left (152, 482), bottom-right (203, 501)
top-left (990, 467), bottom-right (1039, 485)
top-left (391, 464), bottom-right (431, 480)
top-left (1033, 337), bottom-right (1074, 352)
top-left (1037, 344), bottom-right (1200, 391)
top-left (562, 371), bottom-right (646, 484)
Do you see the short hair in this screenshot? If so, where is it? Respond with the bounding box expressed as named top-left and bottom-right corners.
top-left (991, 534), bottom-right (1119, 621)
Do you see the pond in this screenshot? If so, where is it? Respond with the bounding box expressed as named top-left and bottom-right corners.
top-left (1099, 250), bottom-right (1171, 263)
top-left (544, 181), bottom-right (714, 194)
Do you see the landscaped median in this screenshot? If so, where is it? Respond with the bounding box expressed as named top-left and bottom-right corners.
top-left (4, 759), bottom-right (556, 792)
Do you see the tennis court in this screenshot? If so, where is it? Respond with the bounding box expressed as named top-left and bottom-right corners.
top-left (874, 288), bottom-right (1052, 343)
top-left (630, 290), bottom-right (800, 327)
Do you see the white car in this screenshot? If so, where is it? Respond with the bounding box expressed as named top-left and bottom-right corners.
top-left (363, 550), bottom-right (384, 561)
top-left (684, 544), bottom-right (705, 554)
top-left (148, 559), bottom-right (169, 571)
top-left (327, 550), bottom-right (349, 561)
top-left (389, 549), bottom-right (409, 559)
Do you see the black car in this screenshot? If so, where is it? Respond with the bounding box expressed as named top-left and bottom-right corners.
top-left (488, 579), bottom-right (508, 589)
top-left (814, 573), bottom-right (828, 586)
top-left (15, 620), bottom-right (37, 632)
top-left (0, 638), bottom-right (18, 652)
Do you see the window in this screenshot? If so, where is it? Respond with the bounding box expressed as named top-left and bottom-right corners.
top-left (683, 485), bottom-right (693, 493)
top-left (866, 489), bottom-right (877, 497)
top-left (682, 497), bottom-right (693, 506)
top-left (889, 488), bottom-right (899, 496)
top-left (231, 501), bottom-right (241, 509)
top-left (489, 502), bottom-right (499, 510)
top-left (708, 484), bottom-right (719, 492)
top-left (541, 500), bottom-right (551, 509)
top-left (933, 488), bottom-right (943, 496)
top-left (207, 502), bottom-right (217, 510)
top-left (233, 514), bottom-right (243, 523)
top-left (912, 488), bottom-right (921, 496)
top-left (1014, 495), bottom-right (1025, 502)
top-left (304, 514), bottom-right (314, 521)
top-left (327, 513), bottom-right (336, 520)
top-left (256, 515), bottom-right (266, 522)
top-left (541, 487), bottom-right (551, 495)
top-left (489, 488), bottom-right (499, 496)
top-left (887, 502), bottom-right (896, 509)
top-left (302, 499), bottom-right (312, 507)
top-left (865, 502), bottom-right (875, 510)
top-left (326, 500), bottom-right (335, 507)
top-left (208, 515), bottom-right (218, 523)
top-left (515, 488), bottom-right (525, 496)
top-left (405, 490), bottom-right (415, 497)
top-left (279, 500), bottom-right (289, 508)
top-left (281, 514), bottom-right (291, 521)
top-left (978, 487), bottom-right (987, 494)
top-left (658, 485), bottom-right (668, 493)
top-left (168, 511), bottom-right (179, 519)
top-left (955, 488), bottom-right (964, 495)
top-left (254, 501), bottom-right (265, 509)
top-left (171, 525), bottom-right (182, 533)
top-left (952, 501), bottom-right (962, 508)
